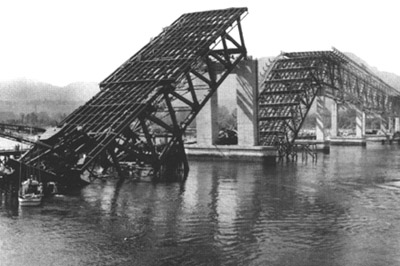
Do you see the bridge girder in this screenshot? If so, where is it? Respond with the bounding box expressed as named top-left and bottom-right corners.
top-left (258, 48), bottom-right (400, 157)
top-left (281, 48), bottom-right (400, 115)
top-left (10, 7), bottom-right (248, 184)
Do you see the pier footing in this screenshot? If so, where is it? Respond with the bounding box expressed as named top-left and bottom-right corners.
top-left (330, 137), bottom-right (366, 146)
top-left (185, 145), bottom-right (277, 164)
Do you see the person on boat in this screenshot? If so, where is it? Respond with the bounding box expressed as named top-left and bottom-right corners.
top-left (23, 176), bottom-right (39, 194)
top-left (37, 183), bottom-right (43, 195)
top-left (21, 180), bottom-right (29, 195)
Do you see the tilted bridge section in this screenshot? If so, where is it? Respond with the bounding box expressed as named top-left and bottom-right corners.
top-left (8, 7), bottom-right (248, 184)
top-left (258, 48), bottom-right (400, 158)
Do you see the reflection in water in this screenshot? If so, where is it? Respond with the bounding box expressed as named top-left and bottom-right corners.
top-left (1, 143), bottom-right (400, 265)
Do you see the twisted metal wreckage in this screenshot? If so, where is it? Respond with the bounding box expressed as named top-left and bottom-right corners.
top-left (6, 7), bottom-right (249, 184)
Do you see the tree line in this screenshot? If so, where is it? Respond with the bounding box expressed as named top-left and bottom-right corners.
top-left (3, 112), bottom-right (67, 127)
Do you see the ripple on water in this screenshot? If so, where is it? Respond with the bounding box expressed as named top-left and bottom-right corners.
top-left (2, 145), bottom-right (400, 265)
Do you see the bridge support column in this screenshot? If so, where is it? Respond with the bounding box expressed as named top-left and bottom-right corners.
top-left (316, 95), bottom-right (329, 153)
top-left (196, 91), bottom-right (219, 145)
top-left (395, 117), bottom-right (400, 132)
top-left (388, 117), bottom-right (394, 134)
top-left (330, 101), bottom-right (339, 138)
top-left (355, 109), bottom-right (366, 138)
top-left (237, 60), bottom-right (258, 146)
top-left (316, 96), bottom-right (325, 141)
top-left (380, 119), bottom-right (387, 133)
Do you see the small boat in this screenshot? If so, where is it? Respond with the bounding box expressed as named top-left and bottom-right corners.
top-left (18, 193), bottom-right (43, 206)
top-left (45, 182), bottom-right (58, 195)
top-left (18, 178), bottom-right (43, 207)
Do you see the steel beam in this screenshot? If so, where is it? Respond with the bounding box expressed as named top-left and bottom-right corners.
top-left (258, 47), bottom-right (400, 159)
top-left (7, 8), bottom-right (248, 184)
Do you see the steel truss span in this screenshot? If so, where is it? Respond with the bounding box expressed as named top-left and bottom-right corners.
top-left (11, 7), bottom-right (248, 184)
top-left (258, 47), bottom-right (400, 158)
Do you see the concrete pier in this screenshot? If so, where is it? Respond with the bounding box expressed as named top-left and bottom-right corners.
top-left (315, 95), bottom-right (330, 152)
top-left (388, 116), bottom-right (394, 133)
top-left (355, 109), bottom-right (365, 138)
top-left (395, 117), bottom-right (400, 132)
top-left (330, 105), bottom-right (366, 146)
top-left (330, 100), bottom-right (338, 138)
top-left (196, 91), bottom-right (219, 146)
top-left (236, 60), bottom-right (258, 146)
top-left (192, 59), bottom-right (277, 163)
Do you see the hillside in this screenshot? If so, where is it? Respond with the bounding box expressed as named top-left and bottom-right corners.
top-left (1, 52), bottom-right (398, 126)
top-left (0, 78), bottom-right (100, 123)
top-left (0, 78), bottom-right (99, 102)
top-left (344, 52), bottom-right (400, 91)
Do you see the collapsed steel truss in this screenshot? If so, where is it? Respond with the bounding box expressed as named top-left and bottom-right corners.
top-left (10, 7), bottom-right (248, 183)
top-left (258, 48), bottom-right (400, 156)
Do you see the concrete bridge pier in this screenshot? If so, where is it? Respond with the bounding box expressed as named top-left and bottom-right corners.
top-left (380, 119), bottom-right (387, 133)
top-left (330, 104), bottom-right (366, 146)
top-left (355, 109), bottom-right (366, 138)
top-left (378, 116), bottom-right (396, 143)
top-left (330, 100), bottom-right (339, 138)
top-left (394, 117), bottom-right (400, 132)
top-left (388, 116), bottom-right (394, 134)
top-left (236, 60), bottom-right (258, 146)
top-left (187, 59), bottom-right (276, 163)
top-left (196, 91), bottom-right (219, 146)
top-left (315, 95), bottom-right (330, 153)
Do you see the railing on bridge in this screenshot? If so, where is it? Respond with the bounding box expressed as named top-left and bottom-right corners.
top-left (9, 7), bottom-right (249, 184)
top-left (0, 123), bottom-right (45, 135)
top-left (258, 48), bottom-right (400, 158)
top-left (0, 123), bottom-right (47, 153)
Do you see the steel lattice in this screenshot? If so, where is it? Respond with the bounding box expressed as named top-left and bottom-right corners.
top-left (9, 7), bottom-right (248, 184)
top-left (258, 48), bottom-right (400, 158)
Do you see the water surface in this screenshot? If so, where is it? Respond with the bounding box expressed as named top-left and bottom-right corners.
top-left (1, 143), bottom-right (400, 265)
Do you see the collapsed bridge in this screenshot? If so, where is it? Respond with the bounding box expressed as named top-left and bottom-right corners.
top-left (6, 8), bottom-right (400, 183)
top-left (8, 7), bottom-right (249, 184)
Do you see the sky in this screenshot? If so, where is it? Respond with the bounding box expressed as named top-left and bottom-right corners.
top-left (1, 0), bottom-right (399, 86)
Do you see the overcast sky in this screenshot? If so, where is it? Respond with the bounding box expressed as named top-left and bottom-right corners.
top-left (1, 0), bottom-right (399, 86)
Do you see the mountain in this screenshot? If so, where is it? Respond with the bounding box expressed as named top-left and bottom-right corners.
top-left (0, 78), bottom-right (99, 102)
top-left (0, 78), bottom-right (100, 118)
top-left (1, 51), bottom-right (398, 122)
top-left (344, 52), bottom-right (400, 91)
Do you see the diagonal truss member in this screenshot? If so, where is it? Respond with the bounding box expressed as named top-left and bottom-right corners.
top-left (10, 7), bottom-right (248, 184)
top-left (258, 48), bottom-right (400, 158)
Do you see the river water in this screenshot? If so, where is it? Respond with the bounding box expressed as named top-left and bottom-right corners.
top-left (1, 143), bottom-right (400, 266)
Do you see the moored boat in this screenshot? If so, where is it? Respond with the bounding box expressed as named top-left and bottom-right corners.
top-left (18, 193), bottom-right (42, 206)
top-left (18, 178), bottom-right (43, 207)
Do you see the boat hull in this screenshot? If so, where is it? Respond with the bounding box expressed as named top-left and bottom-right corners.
top-left (18, 196), bottom-right (42, 207)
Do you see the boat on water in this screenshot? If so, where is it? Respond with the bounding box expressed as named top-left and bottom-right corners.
top-left (18, 178), bottom-right (43, 207)
top-left (18, 193), bottom-right (43, 206)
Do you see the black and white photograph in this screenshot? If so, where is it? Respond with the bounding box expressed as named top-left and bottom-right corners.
top-left (1, 0), bottom-right (400, 265)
